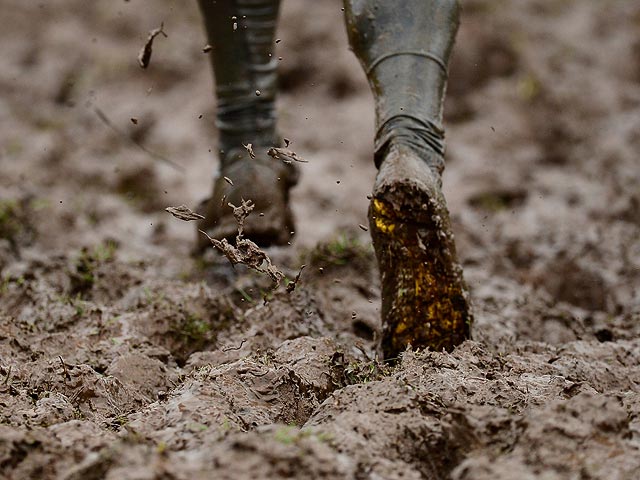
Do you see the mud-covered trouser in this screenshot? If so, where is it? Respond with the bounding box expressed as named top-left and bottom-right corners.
top-left (197, 0), bottom-right (281, 166)
top-left (343, 0), bottom-right (459, 177)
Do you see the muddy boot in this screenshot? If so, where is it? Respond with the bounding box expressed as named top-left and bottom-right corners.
top-left (195, 146), bottom-right (297, 252)
top-left (195, 0), bottom-right (296, 252)
top-left (344, 0), bottom-right (472, 358)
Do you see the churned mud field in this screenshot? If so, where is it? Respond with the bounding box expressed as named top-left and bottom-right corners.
top-left (1, 0), bottom-right (640, 478)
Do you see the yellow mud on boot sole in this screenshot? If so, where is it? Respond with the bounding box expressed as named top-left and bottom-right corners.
top-left (369, 186), bottom-right (472, 359)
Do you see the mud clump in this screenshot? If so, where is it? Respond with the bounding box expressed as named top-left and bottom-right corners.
top-left (0, 197), bottom-right (36, 254)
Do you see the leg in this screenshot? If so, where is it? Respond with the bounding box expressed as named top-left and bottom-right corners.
top-left (195, 0), bottom-right (297, 252)
top-left (343, 0), bottom-right (472, 358)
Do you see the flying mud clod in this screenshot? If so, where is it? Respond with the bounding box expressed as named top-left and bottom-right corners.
top-left (286, 264), bottom-right (306, 293)
top-left (138, 22), bottom-right (167, 69)
top-left (243, 143), bottom-right (256, 159)
top-left (198, 199), bottom-right (285, 288)
top-left (165, 205), bottom-right (205, 222)
top-left (268, 147), bottom-right (308, 165)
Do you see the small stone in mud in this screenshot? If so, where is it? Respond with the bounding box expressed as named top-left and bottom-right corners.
top-left (165, 205), bottom-right (204, 222)
top-left (255, 90), bottom-right (261, 96)
top-left (202, 44), bottom-right (213, 53)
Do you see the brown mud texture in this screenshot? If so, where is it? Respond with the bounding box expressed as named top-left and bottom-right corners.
top-left (1, 0), bottom-right (640, 478)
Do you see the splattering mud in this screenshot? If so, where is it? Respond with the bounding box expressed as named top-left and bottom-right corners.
top-left (138, 23), bottom-right (167, 69)
top-left (199, 199), bottom-right (286, 287)
top-left (0, 0), bottom-right (639, 479)
top-left (268, 146), bottom-right (308, 164)
top-left (165, 205), bottom-right (205, 222)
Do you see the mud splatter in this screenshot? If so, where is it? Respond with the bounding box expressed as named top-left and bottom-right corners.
top-left (138, 22), bottom-right (167, 69)
top-left (268, 146), bottom-right (308, 164)
top-left (165, 205), bottom-right (205, 222)
top-left (199, 200), bottom-right (284, 287)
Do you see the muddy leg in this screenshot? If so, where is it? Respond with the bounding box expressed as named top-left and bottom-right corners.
top-left (195, 0), bottom-right (297, 252)
top-left (343, 0), bottom-right (472, 358)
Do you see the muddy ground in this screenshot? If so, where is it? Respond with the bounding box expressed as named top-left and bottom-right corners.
top-left (1, 0), bottom-right (640, 478)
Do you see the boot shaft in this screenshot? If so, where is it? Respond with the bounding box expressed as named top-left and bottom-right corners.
top-left (198, 0), bottom-right (281, 159)
top-left (343, 0), bottom-right (460, 171)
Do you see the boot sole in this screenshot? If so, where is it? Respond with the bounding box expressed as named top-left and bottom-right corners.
top-left (368, 181), bottom-right (472, 359)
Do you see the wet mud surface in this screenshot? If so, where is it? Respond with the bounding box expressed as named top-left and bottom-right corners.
top-left (1, 0), bottom-right (640, 478)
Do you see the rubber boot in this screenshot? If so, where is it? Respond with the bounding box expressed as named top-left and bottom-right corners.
top-left (344, 0), bottom-right (472, 358)
top-left (195, 0), bottom-right (297, 253)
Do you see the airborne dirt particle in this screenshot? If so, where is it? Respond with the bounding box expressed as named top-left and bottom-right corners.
top-left (286, 264), bottom-right (306, 293)
top-left (243, 143), bottom-right (256, 159)
top-left (137, 22), bottom-right (167, 69)
top-left (267, 146), bottom-right (308, 164)
top-left (165, 205), bottom-right (205, 222)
